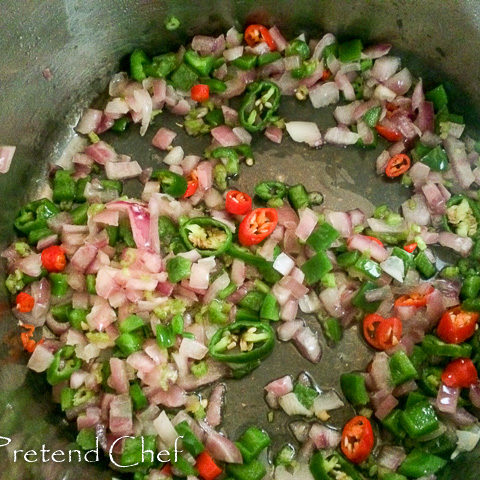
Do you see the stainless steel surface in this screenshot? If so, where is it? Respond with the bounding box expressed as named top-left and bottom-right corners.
top-left (1, 1), bottom-right (480, 478)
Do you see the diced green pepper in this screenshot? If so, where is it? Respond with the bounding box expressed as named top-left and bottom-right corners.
top-left (129, 382), bottom-right (148, 411)
top-left (323, 317), bottom-right (342, 344)
top-left (414, 251), bottom-right (436, 278)
top-left (352, 281), bottom-right (381, 313)
top-left (260, 293), bottom-right (280, 321)
top-left (166, 256), bottom-right (192, 283)
top-left (425, 84), bottom-right (448, 111)
top-left (235, 426), bottom-right (271, 463)
top-left (227, 459), bottom-right (266, 480)
top-left (340, 373), bottom-right (369, 406)
top-left (301, 252), bottom-right (333, 285)
top-left (175, 420), bottom-right (204, 457)
top-left (422, 334), bottom-right (472, 358)
top-left (115, 332), bottom-right (143, 356)
top-left (307, 223), bottom-right (339, 252)
top-left (338, 39), bottom-right (363, 63)
top-left (381, 409), bottom-right (406, 439)
top-left (389, 350), bottom-right (418, 386)
top-left (170, 63), bottom-right (198, 91)
top-left (398, 449), bottom-right (447, 478)
top-left (400, 401), bottom-right (439, 439)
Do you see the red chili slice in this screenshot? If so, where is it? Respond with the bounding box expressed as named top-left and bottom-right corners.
top-left (442, 358), bottom-right (478, 388)
top-left (16, 292), bottom-right (35, 313)
top-left (394, 286), bottom-right (434, 308)
top-left (363, 313), bottom-right (402, 350)
top-left (238, 208), bottom-right (278, 246)
top-left (385, 154), bottom-right (411, 178)
top-left (225, 190), bottom-right (252, 215)
top-left (375, 124), bottom-right (403, 142)
top-left (41, 245), bottom-right (66, 272)
top-left (244, 24), bottom-right (276, 51)
top-left (183, 171), bottom-right (199, 199)
top-left (437, 306), bottom-right (479, 344)
top-left (341, 415), bottom-right (374, 464)
top-left (191, 84), bottom-right (210, 102)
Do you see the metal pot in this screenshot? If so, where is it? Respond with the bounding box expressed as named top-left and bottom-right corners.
top-left (1, 1), bottom-right (479, 478)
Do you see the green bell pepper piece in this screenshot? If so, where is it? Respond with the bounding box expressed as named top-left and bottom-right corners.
top-left (232, 54), bottom-right (257, 70)
top-left (170, 63), bottom-right (198, 91)
top-left (130, 49), bottom-right (151, 82)
top-left (389, 350), bottom-right (418, 386)
top-left (260, 293), bottom-right (280, 321)
top-left (422, 334), bottom-right (472, 358)
top-left (286, 39), bottom-right (310, 59)
top-left (129, 382), bottom-right (148, 411)
top-left (111, 117), bottom-right (130, 133)
top-left (293, 383), bottom-right (318, 409)
top-left (307, 222), bottom-right (340, 252)
top-left (53, 170), bottom-right (76, 203)
top-left (238, 291), bottom-right (266, 313)
top-left (323, 317), bottom-right (343, 344)
top-left (156, 324), bottom-right (175, 349)
top-left (363, 106), bottom-right (382, 128)
top-left (288, 184), bottom-right (310, 210)
top-left (257, 51), bottom-right (282, 66)
top-left (425, 84), bottom-right (448, 111)
top-left (86, 274), bottom-right (96, 295)
top-left (49, 273), bottom-right (69, 297)
top-left (340, 372), bottom-right (369, 406)
top-left (145, 52), bottom-right (178, 78)
top-left (352, 281), bottom-right (381, 313)
top-left (301, 251), bottom-right (333, 285)
top-left (116, 332), bottom-right (143, 356)
top-left (235, 427), bottom-right (271, 463)
top-left (76, 428), bottom-right (97, 450)
top-left (354, 256), bottom-right (382, 280)
top-left (166, 256), bottom-right (192, 283)
top-left (47, 346), bottom-right (82, 385)
top-left (211, 147), bottom-right (239, 176)
top-left (175, 420), bottom-right (204, 457)
top-left (227, 460), bottom-right (266, 480)
top-left (291, 59), bottom-right (318, 79)
top-left (460, 275), bottom-right (480, 299)
top-left (14, 199), bottom-right (60, 235)
top-left (382, 409), bottom-right (406, 439)
top-left (71, 203), bottom-right (88, 225)
top-left (183, 50), bottom-right (215, 76)
top-left (414, 251), bottom-right (436, 278)
top-left (420, 145), bottom-right (449, 171)
top-left (151, 169), bottom-right (188, 198)
top-left (255, 181), bottom-right (287, 201)
top-left (200, 77), bottom-right (227, 94)
top-left (204, 107), bottom-right (225, 125)
top-left (419, 366), bottom-right (443, 396)
top-left (310, 451), bottom-right (363, 480)
top-left (119, 314), bottom-right (145, 334)
top-left (398, 449), bottom-right (447, 478)
top-left (400, 401), bottom-right (439, 439)
top-left (338, 39), bottom-right (363, 63)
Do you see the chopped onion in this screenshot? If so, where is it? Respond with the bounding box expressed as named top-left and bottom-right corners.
top-left (309, 82), bottom-right (339, 108)
top-left (0, 146), bottom-right (16, 174)
top-left (279, 392), bottom-right (313, 416)
top-left (436, 383), bottom-right (460, 413)
top-left (313, 390), bottom-right (344, 413)
top-left (285, 121), bottom-right (322, 148)
top-left (309, 423), bottom-right (341, 449)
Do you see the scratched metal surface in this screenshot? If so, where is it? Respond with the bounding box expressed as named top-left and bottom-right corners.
top-left (1, 1), bottom-right (480, 478)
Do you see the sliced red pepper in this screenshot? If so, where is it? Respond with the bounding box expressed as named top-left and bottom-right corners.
top-left (191, 84), bottom-right (210, 102)
top-left (341, 415), bottom-right (374, 464)
top-left (363, 313), bottom-right (402, 350)
top-left (41, 245), bottom-right (66, 272)
top-left (437, 306), bottom-right (479, 344)
top-left (160, 463), bottom-right (172, 476)
top-left (375, 124), bottom-right (403, 142)
top-left (238, 207), bottom-right (278, 246)
top-left (183, 170), bottom-right (199, 199)
top-left (20, 323), bottom-right (42, 353)
top-left (364, 235), bottom-right (383, 247)
top-left (321, 69), bottom-right (331, 81)
top-left (196, 451), bottom-right (223, 480)
top-left (404, 242), bottom-right (418, 253)
top-left (244, 24), bottom-right (276, 51)
top-left (16, 292), bottom-right (35, 313)
top-left (394, 286), bottom-right (434, 308)
top-left (225, 190), bottom-right (252, 215)
top-left (385, 153), bottom-right (411, 178)
top-left (442, 358), bottom-right (478, 388)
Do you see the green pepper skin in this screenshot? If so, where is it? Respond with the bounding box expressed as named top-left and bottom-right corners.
top-left (14, 199), bottom-right (60, 235)
top-left (209, 321), bottom-right (275, 364)
top-left (151, 170), bottom-right (188, 198)
top-left (255, 181), bottom-right (287, 201)
top-left (46, 346), bottom-right (82, 386)
top-left (180, 217), bottom-right (233, 257)
top-left (239, 81), bottom-right (281, 133)
top-left (130, 49), bottom-right (151, 82)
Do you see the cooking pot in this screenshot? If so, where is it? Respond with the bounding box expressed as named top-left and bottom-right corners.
top-left (1, 1), bottom-right (480, 478)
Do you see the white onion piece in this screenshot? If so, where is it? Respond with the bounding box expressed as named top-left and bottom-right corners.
top-left (334, 101), bottom-right (361, 126)
top-left (362, 43), bottom-right (392, 59)
top-left (269, 26), bottom-right (288, 51)
top-left (438, 232), bottom-right (473, 257)
top-left (372, 56), bottom-right (401, 81)
top-left (376, 445), bottom-right (406, 470)
top-left (273, 252), bottom-right (295, 276)
top-left (311, 33), bottom-right (336, 60)
top-left (153, 410), bottom-right (178, 448)
top-left (374, 84), bottom-right (397, 101)
top-left (152, 127), bottom-right (177, 150)
top-left (105, 160), bottom-right (142, 180)
top-left (299, 291), bottom-right (321, 314)
top-left (313, 390), bottom-right (344, 413)
top-left (76, 108), bottom-right (102, 134)
top-left (451, 428), bottom-right (480, 459)
top-left (163, 146), bottom-right (184, 166)
top-left (309, 423), bottom-right (341, 449)
top-left (309, 82), bottom-right (339, 108)
top-left (279, 392), bottom-right (313, 416)
top-left (27, 344), bottom-right (54, 372)
top-left (295, 207), bottom-right (318, 241)
top-left (436, 383), bottom-right (460, 413)
top-left (0, 146), bottom-right (16, 174)
top-left (284, 55), bottom-right (302, 71)
top-left (285, 121), bottom-right (322, 148)
top-left (223, 46), bottom-right (244, 62)
top-left (380, 256), bottom-right (405, 283)
top-left (293, 326), bottom-right (322, 363)
top-left (324, 126), bottom-right (360, 146)
top-left (265, 375), bottom-right (294, 397)
top-left (402, 194), bottom-right (431, 226)
top-left (444, 136), bottom-right (475, 189)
